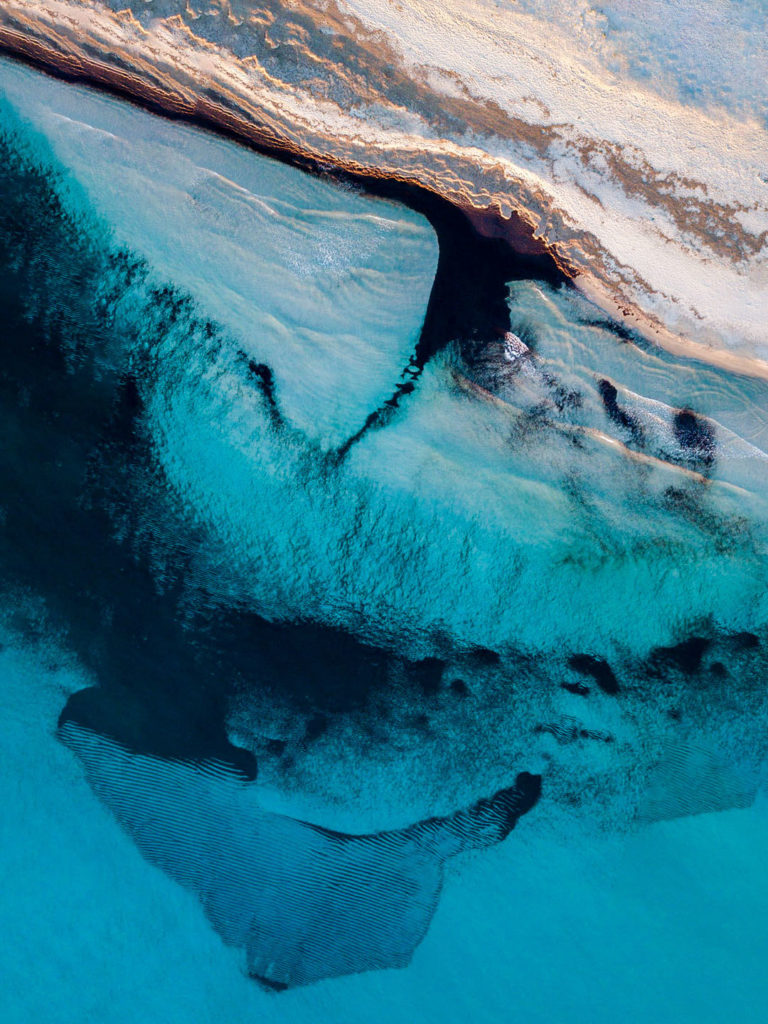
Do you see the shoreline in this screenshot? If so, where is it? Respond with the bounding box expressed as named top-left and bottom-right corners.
top-left (0, 28), bottom-right (563, 272)
top-left (3, 28), bottom-right (768, 384)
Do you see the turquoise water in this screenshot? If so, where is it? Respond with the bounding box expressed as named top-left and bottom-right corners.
top-left (1, 58), bottom-right (767, 1020)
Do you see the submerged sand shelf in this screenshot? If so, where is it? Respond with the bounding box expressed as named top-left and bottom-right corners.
top-left (1, 0), bottom-right (767, 377)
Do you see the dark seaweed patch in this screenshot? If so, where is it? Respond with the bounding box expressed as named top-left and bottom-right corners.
top-left (597, 378), bottom-right (645, 445)
top-left (582, 317), bottom-right (637, 343)
top-left (449, 678), bottom-right (470, 697)
top-left (561, 680), bottom-right (590, 697)
top-left (410, 656), bottom-right (446, 695)
top-left (650, 636), bottom-right (711, 675)
top-left (466, 645), bottom-right (501, 666)
top-left (731, 631), bottom-right (761, 651)
top-left (673, 407), bottom-right (715, 467)
top-left (246, 358), bottom-right (283, 428)
top-left (568, 653), bottom-right (620, 695)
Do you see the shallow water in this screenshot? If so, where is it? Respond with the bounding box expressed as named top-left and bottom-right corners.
top-left (1, 56), bottom-right (767, 1021)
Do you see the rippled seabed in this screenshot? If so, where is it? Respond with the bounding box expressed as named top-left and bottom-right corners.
top-left (2, 57), bottom-right (768, 1022)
